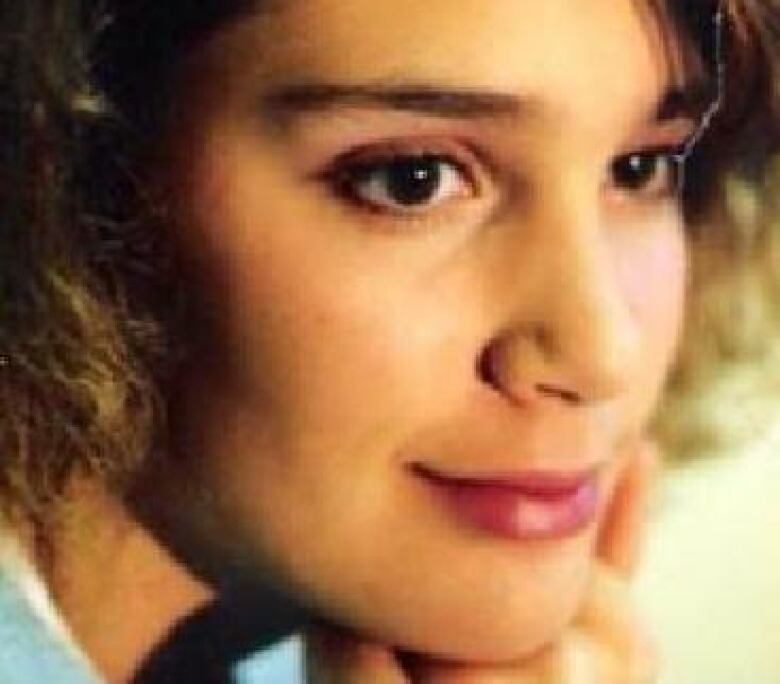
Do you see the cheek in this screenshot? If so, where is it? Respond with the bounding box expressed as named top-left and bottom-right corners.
top-left (172, 133), bottom-right (470, 462)
top-left (614, 218), bottom-right (686, 379)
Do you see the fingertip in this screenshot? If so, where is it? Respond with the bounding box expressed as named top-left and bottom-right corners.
top-left (304, 623), bottom-right (408, 684)
top-left (597, 438), bottom-right (662, 577)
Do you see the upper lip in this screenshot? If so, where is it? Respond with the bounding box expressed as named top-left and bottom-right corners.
top-left (410, 462), bottom-right (600, 495)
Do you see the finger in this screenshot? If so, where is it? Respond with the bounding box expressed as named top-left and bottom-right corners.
top-left (558, 628), bottom-right (655, 684)
top-left (304, 623), bottom-right (409, 684)
top-left (575, 567), bottom-right (658, 684)
top-left (402, 650), bottom-right (559, 684)
top-left (403, 638), bottom-right (613, 684)
top-left (576, 567), bottom-right (633, 651)
top-left (556, 631), bottom-right (612, 684)
top-left (597, 439), bottom-right (660, 577)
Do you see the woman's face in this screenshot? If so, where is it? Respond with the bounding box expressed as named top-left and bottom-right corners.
top-left (161, 0), bottom-right (701, 662)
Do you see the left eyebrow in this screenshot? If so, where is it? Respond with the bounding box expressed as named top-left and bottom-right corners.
top-left (654, 77), bottom-right (719, 123)
top-left (261, 83), bottom-right (535, 121)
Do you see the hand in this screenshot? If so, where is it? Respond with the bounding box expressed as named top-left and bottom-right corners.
top-left (305, 440), bottom-right (659, 684)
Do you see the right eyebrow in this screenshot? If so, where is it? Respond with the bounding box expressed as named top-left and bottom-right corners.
top-left (259, 77), bottom-right (719, 131)
top-left (260, 82), bottom-right (536, 122)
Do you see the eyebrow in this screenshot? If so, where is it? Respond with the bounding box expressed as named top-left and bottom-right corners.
top-left (262, 78), bottom-right (718, 125)
top-left (262, 83), bottom-right (531, 121)
top-left (654, 77), bottom-right (719, 123)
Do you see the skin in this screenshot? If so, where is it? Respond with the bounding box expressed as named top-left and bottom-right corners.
top-left (158, 0), bottom-right (692, 663)
top-left (306, 440), bottom-right (660, 682)
top-left (44, 0), bottom-right (705, 680)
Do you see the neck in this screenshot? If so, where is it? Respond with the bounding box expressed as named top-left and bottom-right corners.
top-left (42, 478), bottom-right (214, 684)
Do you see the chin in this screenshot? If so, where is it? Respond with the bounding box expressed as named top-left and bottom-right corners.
top-left (302, 530), bottom-right (595, 665)
top-left (397, 562), bottom-right (589, 662)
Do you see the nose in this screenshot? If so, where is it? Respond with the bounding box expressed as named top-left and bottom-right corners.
top-left (478, 191), bottom-right (641, 407)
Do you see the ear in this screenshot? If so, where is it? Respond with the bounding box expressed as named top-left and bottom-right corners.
top-left (596, 439), bottom-right (660, 578)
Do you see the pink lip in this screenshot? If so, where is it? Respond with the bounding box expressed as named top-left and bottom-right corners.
top-left (412, 464), bottom-right (600, 541)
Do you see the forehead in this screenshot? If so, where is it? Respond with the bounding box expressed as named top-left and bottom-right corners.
top-left (221, 0), bottom-right (684, 129)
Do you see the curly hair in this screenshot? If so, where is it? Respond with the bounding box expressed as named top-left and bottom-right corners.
top-left (0, 0), bottom-right (777, 518)
top-left (655, 2), bottom-right (780, 459)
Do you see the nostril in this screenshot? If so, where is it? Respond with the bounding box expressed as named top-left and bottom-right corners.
top-left (535, 382), bottom-right (582, 404)
top-left (476, 343), bottom-right (498, 388)
top-left (476, 337), bottom-right (586, 405)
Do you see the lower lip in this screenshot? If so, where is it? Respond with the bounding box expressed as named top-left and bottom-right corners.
top-left (414, 468), bottom-right (600, 541)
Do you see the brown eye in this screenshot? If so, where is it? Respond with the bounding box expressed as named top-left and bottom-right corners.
top-left (609, 149), bottom-right (685, 197)
top-left (337, 154), bottom-right (472, 212)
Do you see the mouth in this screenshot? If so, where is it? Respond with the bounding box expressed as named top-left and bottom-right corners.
top-left (410, 463), bottom-right (600, 541)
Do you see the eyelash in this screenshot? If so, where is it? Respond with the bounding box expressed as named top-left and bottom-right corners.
top-left (322, 145), bottom-right (481, 218)
top-left (319, 142), bottom-right (689, 222)
top-left (607, 146), bottom-right (689, 200)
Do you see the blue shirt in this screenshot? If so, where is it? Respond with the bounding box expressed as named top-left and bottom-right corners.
top-left (0, 566), bottom-right (101, 684)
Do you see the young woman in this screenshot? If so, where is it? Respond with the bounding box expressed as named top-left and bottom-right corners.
top-left (0, 0), bottom-right (774, 682)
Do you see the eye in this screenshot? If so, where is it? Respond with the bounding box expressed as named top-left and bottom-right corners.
top-left (608, 147), bottom-right (686, 198)
top-left (331, 153), bottom-right (474, 214)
